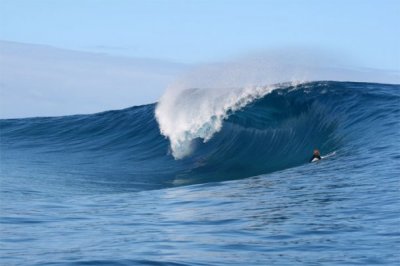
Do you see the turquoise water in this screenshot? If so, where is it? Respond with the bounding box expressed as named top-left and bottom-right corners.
top-left (1, 81), bottom-right (399, 265)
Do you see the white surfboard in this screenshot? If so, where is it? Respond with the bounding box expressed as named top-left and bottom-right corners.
top-left (321, 151), bottom-right (336, 159)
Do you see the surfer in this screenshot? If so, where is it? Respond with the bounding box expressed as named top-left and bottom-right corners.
top-left (309, 149), bottom-right (322, 163)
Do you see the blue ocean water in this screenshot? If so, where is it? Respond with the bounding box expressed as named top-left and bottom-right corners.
top-left (0, 81), bottom-right (399, 265)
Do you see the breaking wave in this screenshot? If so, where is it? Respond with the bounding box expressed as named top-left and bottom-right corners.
top-left (1, 81), bottom-right (399, 191)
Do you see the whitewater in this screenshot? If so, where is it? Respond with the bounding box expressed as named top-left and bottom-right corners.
top-left (1, 79), bottom-right (399, 265)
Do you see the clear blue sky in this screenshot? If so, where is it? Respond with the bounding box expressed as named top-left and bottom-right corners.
top-left (1, 0), bottom-right (399, 69)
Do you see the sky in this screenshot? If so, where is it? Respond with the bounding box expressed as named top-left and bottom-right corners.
top-left (0, 0), bottom-right (399, 118)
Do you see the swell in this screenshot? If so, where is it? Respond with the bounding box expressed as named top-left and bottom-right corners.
top-left (0, 81), bottom-right (399, 191)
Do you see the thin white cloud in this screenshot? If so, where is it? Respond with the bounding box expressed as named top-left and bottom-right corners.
top-left (0, 41), bottom-right (188, 118)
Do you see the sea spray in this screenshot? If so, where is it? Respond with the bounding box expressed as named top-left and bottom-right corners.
top-left (155, 52), bottom-right (400, 159)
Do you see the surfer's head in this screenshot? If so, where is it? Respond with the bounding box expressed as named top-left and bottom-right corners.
top-left (313, 149), bottom-right (320, 156)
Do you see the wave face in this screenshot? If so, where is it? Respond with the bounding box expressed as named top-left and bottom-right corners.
top-left (1, 81), bottom-right (399, 191)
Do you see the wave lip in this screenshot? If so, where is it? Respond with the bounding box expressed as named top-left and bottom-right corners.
top-left (155, 83), bottom-right (297, 159)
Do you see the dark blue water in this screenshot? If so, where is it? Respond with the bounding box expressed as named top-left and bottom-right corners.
top-left (1, 81), bottom-right (399, 265)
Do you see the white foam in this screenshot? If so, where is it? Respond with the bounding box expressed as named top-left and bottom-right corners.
top-left (155, 84), bottom-right (284, 159)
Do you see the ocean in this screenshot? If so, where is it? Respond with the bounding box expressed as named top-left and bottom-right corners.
top-left (1, 81), bottom-right (399, 265)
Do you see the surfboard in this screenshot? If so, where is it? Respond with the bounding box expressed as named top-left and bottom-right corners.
top-left (321, 151), bottom-right (336, 160)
